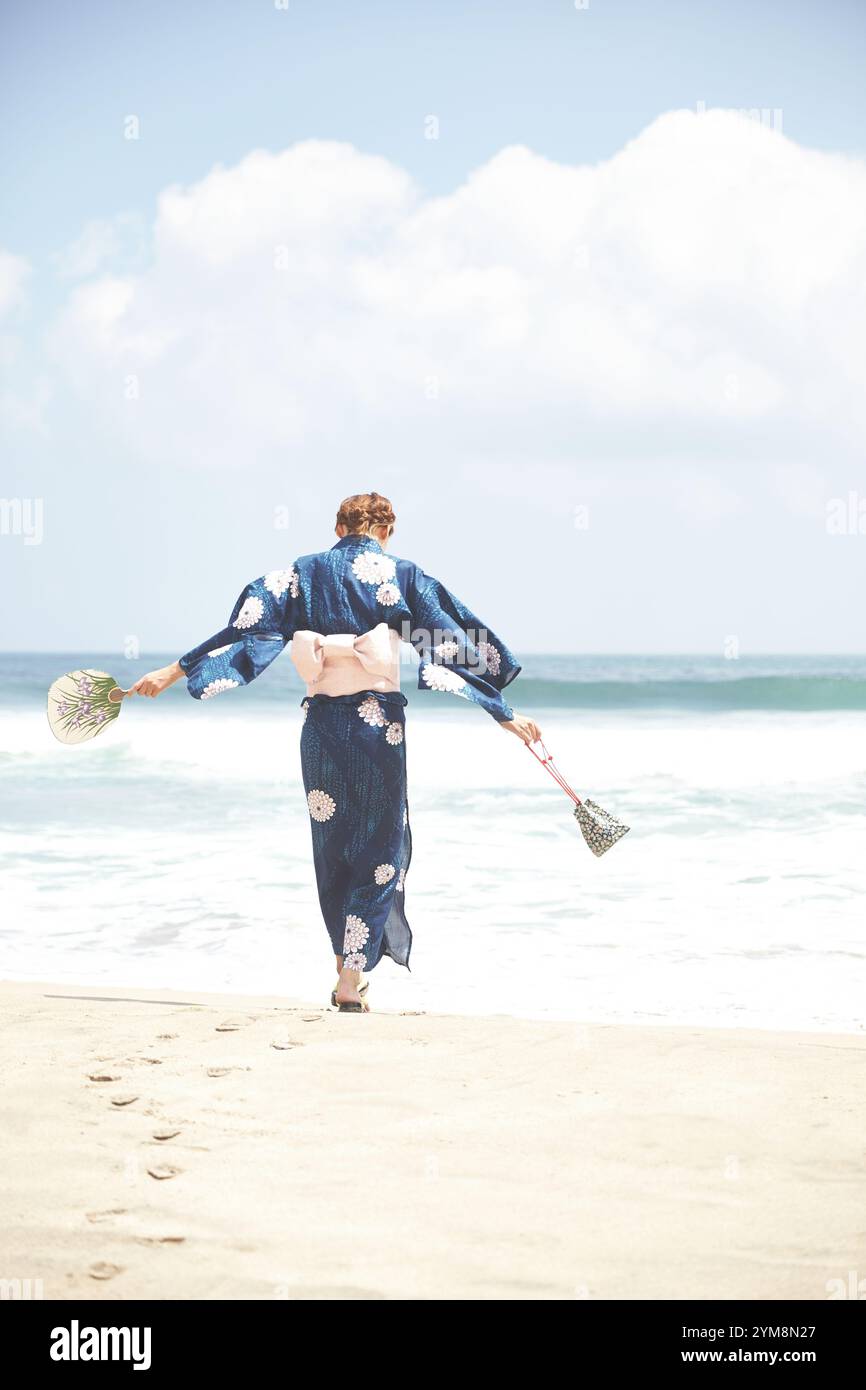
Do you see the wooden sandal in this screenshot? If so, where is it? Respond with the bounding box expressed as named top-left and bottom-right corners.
top-left (335, 996), bottom-right (370, 1013)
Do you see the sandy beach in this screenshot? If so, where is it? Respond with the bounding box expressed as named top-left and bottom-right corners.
top-left (1, 980), bottom-right (863, 1301)
top-left (3, 984), bottom-right (861, 1295)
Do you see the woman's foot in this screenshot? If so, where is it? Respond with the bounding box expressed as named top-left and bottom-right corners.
top-left (334, 965), bottom-right (368, 1010)
top-left (330, 978), bottom-right (368, 1008)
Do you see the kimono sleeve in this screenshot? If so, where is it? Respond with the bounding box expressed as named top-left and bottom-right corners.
top-left (178, 567), bottom-right (300, 700)
top-left (406, 566), bottom-right (521, 722)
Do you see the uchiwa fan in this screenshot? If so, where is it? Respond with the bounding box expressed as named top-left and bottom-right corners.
top-left (527, 739), bottom-right (630, 856)
top-left (47, 669), bottom-right (132, 745)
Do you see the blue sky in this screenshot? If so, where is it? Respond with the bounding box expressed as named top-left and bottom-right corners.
top-left (2, 0), bottom-right (865, 653)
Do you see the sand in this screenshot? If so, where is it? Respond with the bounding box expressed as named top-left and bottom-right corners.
top-left (0, 979), bottom-right (863, 1301)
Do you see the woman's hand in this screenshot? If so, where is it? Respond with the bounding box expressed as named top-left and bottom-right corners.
top-left (500, 712), bottom-right (542, 745)
top-left (129, 660), bottom-right (184, 699)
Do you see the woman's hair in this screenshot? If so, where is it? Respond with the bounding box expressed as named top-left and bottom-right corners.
top-left (335, 492), bottom-right (396, 536)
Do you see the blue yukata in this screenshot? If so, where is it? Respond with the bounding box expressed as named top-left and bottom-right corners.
top-left (178, 534), bottom-right (520, 972)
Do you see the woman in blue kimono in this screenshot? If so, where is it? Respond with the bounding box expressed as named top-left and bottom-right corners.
top-left (132, 493), bottom-right (541, 1011)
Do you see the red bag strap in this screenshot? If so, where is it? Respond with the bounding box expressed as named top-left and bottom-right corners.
top-left (525, 739), bottom-right (582, 807)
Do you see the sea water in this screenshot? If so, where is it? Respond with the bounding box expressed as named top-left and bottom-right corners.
top-left (1, 652), bottom-right (864, 1033)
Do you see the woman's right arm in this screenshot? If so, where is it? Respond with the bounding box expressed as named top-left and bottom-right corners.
top-left (406, 563), bottom-right (541, 741)
top-left (499, 712), bottom-right (543, 744)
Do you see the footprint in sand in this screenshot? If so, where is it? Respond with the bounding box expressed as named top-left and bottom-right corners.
top-left (147, 1163), bottom-right (182, 1181)
top-left (136, 1235), bottom-right (186, 1246)
top-left (270, 1040), bottom-right (302, 1051)
top-left (215, 1017), bottom-right (254, 1032)
top-left (301, 1015), bottom-right (322, 1023)
top-left (88, 1071), bottom-right (122, 1083)
top-left (86, 1209), bottom-right (127, 1224)
top-left (156, 1033), bottom-right (179, 1040)
top-left (152, 1127), bottom-right (181, 1142)
top-left (110, 1095), bottom-right (140, 1108)
top-left (88, 1261), bottom-right (123, 1280)
top-left (205, 1065), bottom-right (250, 1077)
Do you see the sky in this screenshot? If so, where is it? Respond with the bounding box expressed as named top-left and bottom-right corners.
top-left (1, 0), bottom-right (865, 654)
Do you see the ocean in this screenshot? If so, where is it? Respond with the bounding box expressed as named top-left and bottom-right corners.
top-left (2, 652), bottom-right (864, 1033)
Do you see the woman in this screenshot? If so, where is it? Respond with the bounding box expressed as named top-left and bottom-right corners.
top-left (132, 493), bottom-right (541, 1011)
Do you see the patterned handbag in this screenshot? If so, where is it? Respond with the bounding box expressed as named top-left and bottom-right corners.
top-left (526, 740), bottom-right (630, 856)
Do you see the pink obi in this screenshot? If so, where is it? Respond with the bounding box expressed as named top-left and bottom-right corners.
top-left (290, 623), bottom-right (402, 697)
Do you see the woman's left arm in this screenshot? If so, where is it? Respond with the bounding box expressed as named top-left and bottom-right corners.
top-left (132, 567), bottom-right (300, 701)
top-left (130, 660), bottom-right (185, 698)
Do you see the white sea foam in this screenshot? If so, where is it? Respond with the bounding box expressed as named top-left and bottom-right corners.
top-left (2, 704), bottom-right (864, 1033)
top-left (4, 704), bottom-right (865, 789)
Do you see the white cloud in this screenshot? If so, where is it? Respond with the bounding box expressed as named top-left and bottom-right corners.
top-left (51, 213), bottom-right (147, 280)
top-left (771, 462), bottom-right (829, 520)
top-left (48, 111), bottom-right (866, 479)
top-left (0, 249), bottom-right (30, 317)
top-left (0, 248), bottom-right (47, 435)
top-left (673, 469), bottom-right (743, 524)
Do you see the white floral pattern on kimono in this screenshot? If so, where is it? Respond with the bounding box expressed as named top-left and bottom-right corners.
top-left (476, 641), bottom-right (502, 676)
top-left (352, 551), bottom-right (395, 585)
top-left (201, 677), bottom-right (239, 699)
top-left (435, 639), bottom-right (460, 659)
top-left (343, 914), bottom-right (370, 952)
top-left (264, 567), bottom-right (299, 599)
top-left (358, 695), bottom-right (386, 727)
top-left (233, 595), bottom-right (265, 630)
top-left (307, 788), bottom-right (336, 822)
top-left (375, 581), bottom-right (401, 607)
top-left (420, 663), bottom-right (468, 695)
